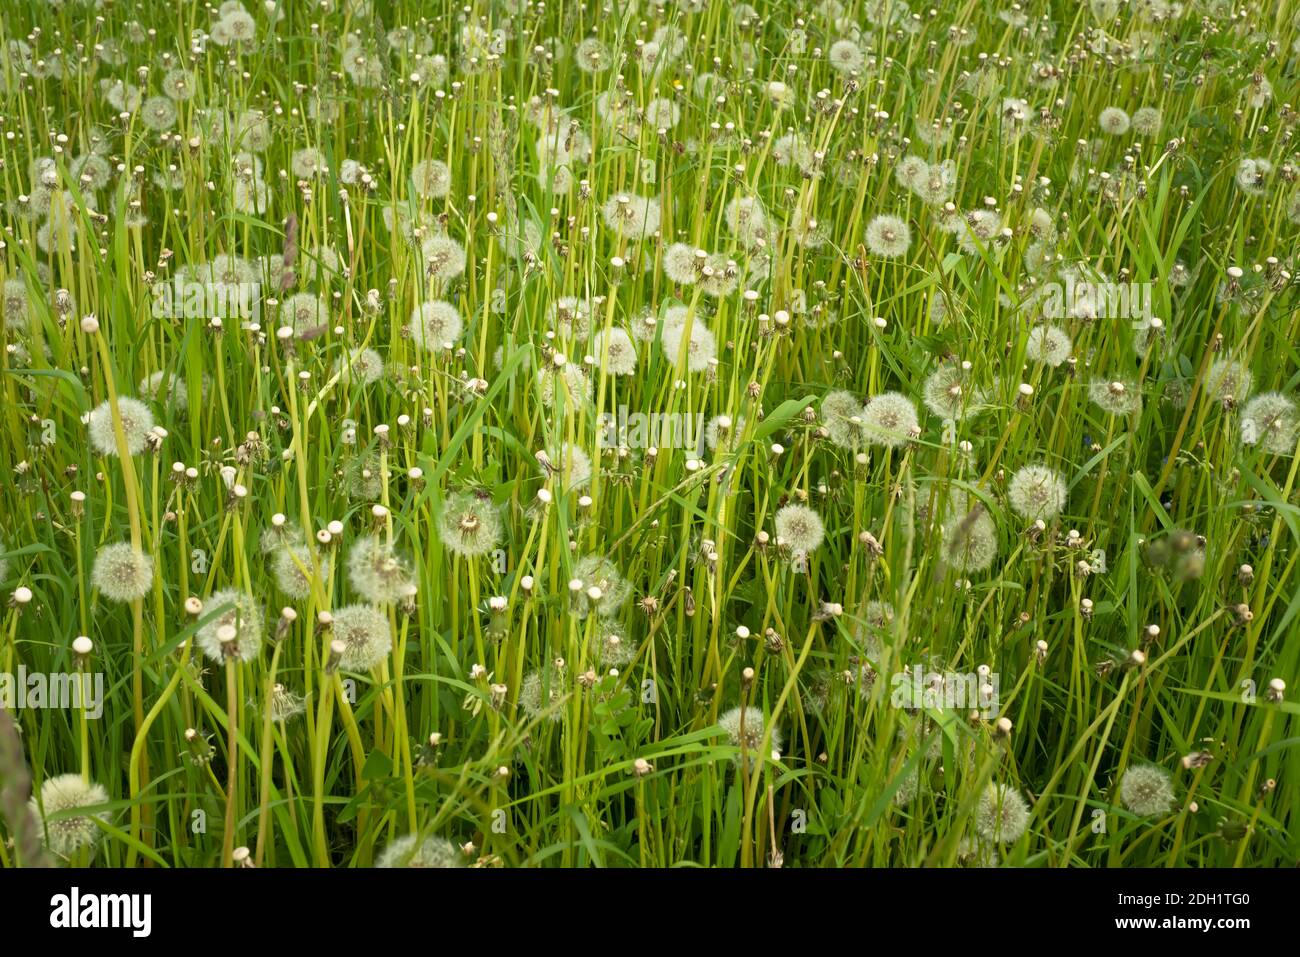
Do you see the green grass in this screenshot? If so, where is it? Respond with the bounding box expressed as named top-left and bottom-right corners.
top-left (0, 0), bottom-right (1298, 868)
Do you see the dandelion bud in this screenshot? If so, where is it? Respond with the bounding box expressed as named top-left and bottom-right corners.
top-left (1237, 564), bottom-right (1254, 586)
top-left (216, 624), bottom-right (239, 658)
top-left (1266, 678), bottom-right (1285, 702)
top-left (326, 638), bottom-right (347, 673)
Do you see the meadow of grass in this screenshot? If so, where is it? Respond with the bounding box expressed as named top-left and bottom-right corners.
top-left (0, 0), bottom-right (1298, 869)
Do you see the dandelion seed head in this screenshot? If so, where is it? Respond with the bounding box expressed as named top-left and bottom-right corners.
top-left (520, 662), bottom-right (566, 720)
top-left (864, 214), bottom-right (912, 258)
top-left (88, 397), bottom-right (155, 457)
top-left (571, 554), bottom-right (630, 618)
top-left (775, 503), bottom-right (826, 556)
top-left (894, 155), bottom-right (929, 191)
top-left (196, 589), bottom-right (264, 663)
top-left (376, 834), bottom-right (464, 868)
top-left (1025, 325), bottom-right (1072, 367)
top-left (828, 38), bottom-right (865, 74)
top-left (594, 327), bottom-right (637, 375)
top-left (271, 544), bottom-right (327, 600)
top-left (1088, 378), bottom-right (1142, 417)
top-left (924, 365), bottom-right (984, 421)
top-left (3, 278), bottom-right (30, 331)
top-left (724, 196), bottom-right (769, 249)
top-left (1119, 765), bottom-right (1175, 817)
top-left (1205, 358), bottom-right (1252, 405)
top-left (29, 774), bottom-right (111, 858)
top-left (663, 242), bottom-right (700, 285)
top-left (975, 783), bottom-right (1030, 843)
top-left (601, 193), bottom-right (661, 240)
top-left (1235, 157), bottom-right (1272, 195)
top-left (1098, 106), bottom-right (1131, 135)
top-left (439, 491), bottom-right (504, 558)
top-left (347, 535), bottom-right (417, 604)
top-left (279, 292), bottom-right (329, 336)
top-left (544, 442), bottom-right (592, 491)
top-left (942, 495), bottom-right (999, 574)
top-left (718, 705), bottom-right (781, 765)
top-left (1007, 464), bottom-right (1067, 521)
top-left (861, 392), bottom-right (919, 448)
top-left (662, 319), bottom-right (717, 372)
top-left (91, 542), bottom-right (154, 603)
top-left (336, 347), bottom-right (385, 385)
top-left (590, 629), bottom-right (636, 667)
top-left (419, 235), bottom-right (468, 283)
top-left (412, 300), bottom-right (463, 349)
top-left (1131, 106), bottom-right (1162, 136)
top-left (411, 158), bottom-right (452, 198)
top-left (331, 603), bottom-right (394, 671)
top-left (1241, 392), bottom-right (1298, 455)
